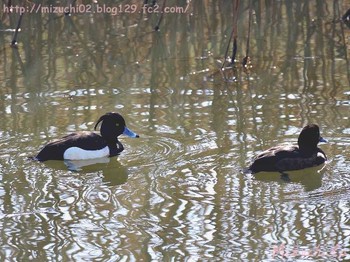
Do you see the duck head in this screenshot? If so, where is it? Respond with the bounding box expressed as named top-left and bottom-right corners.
top-left (94, 112), bottom-right (139, 145)
top-left (298, 124), bottom-right (327, 155)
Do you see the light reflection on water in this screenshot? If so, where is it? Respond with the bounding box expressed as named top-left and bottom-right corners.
top-left (1, 0), bottom-right (350, 261)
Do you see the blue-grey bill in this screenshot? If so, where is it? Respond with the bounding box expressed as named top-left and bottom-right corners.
top-left (123, 127), bottom-right (139, 138)
top-left (319, 137), bottom-right (328, 143)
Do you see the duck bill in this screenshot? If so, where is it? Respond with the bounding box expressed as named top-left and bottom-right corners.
top-left (319, 137), bottom-right (328, 143)
top-left (123, 127), bottom-right (139, 138)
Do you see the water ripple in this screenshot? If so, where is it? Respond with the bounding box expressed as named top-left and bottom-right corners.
top-left (120, 135), bottom-right (185, 170)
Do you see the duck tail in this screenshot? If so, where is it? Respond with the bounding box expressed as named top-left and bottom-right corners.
top-left (27, 156), bottom-right (40, 161)
top-left (242, 167), bottom-right (253, 174)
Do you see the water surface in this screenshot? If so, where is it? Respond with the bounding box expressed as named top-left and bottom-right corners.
top-left (1, 0), bottom-right (350, 261)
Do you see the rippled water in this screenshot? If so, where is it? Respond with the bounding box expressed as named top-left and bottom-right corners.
top-left (1, 0), bottom-right (350, 261)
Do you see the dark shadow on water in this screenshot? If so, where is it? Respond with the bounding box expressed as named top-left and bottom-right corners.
top-left (253, 164), bottom-right (326, 191)
top-left (41, 157), bottom-right (128, 186)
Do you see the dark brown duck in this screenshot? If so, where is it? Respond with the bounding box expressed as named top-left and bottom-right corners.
top-left (249, 124), bottom-right (327, 174)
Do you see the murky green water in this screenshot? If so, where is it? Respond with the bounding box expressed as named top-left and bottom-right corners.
top-left (1, 0), bottom-right (350, 261)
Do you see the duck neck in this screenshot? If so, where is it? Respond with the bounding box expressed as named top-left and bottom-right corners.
top-left (108, 140), bottom-right (124, 157)
top-left (299, 145), bottom-right (317, 157)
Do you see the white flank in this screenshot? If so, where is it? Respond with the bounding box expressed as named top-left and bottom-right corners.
top-left (63, 146), bottom-right (110, 160)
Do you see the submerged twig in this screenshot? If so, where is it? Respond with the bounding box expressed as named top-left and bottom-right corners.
top-left (154, 0), bottom-right (167, 31)
top-left (242, 0), bottom-right (253, 69)
top-left (11, 13), bottom-right (23, 47)
top-left (230, 0), bottom-right (239, 65)
top-left (221, 28), bottom-right (234, 70)
top-left (144, 0), bottom-right (157, 6)
top-left (221, 0), bottom-right (239, 69)
top-left (65, 0), bottom-right (77, 16)
top-left (342, 8), bottom-right (350, 28)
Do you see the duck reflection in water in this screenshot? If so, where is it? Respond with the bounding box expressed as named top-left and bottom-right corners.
top-left (253, 165), bottom-right (326, 191)
top-left (44, 156), bottom-right (129, 186)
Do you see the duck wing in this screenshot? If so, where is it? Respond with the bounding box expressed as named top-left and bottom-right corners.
top-left (249, 145), bottom-right (299, 173)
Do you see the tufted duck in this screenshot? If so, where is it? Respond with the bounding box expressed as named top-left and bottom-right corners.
top-left (35, 112), bottom-right (139, 161)
top-left (249, 124), bottom-right (327, 175)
